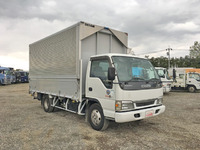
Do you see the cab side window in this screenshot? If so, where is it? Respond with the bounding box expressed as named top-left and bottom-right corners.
top-left (179, 74), bottom-right (184, 79)
top-left (90, 59), bottom-right (112, 89)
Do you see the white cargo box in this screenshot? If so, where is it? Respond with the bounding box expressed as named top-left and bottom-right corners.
top-left (29, 21), bottom-right (128, 101)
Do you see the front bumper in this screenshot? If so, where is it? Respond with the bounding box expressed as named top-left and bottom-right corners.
top-left (115, 105), bottom-right (165, 123)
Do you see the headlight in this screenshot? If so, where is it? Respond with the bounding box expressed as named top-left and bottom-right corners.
top-left (115, 101), bottom-right (122, 111)
top-left (156, 97), bottom-right (163, 104)
top-left (115, 100), bottom-right (134, 111)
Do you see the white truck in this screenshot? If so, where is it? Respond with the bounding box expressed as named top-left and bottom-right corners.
top-left (169, 68), bottom-right (200, 92)
top-left (155, 67), bottom-right (173, 93)
top-left (29, 22), bottom-right (165, 130)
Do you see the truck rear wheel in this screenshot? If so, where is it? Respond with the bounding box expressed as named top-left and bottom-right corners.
top-left (188, 86), bottom-right (196, 93)
top-left (42, 95), bottom-right (54, 112)
top-left (88, 103), bottom-right (109, 131)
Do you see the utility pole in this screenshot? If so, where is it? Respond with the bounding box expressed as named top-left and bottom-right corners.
top-left (145, 55), bottom-right (149, 59)
top-left (166, 47), bottom-right (172, 69)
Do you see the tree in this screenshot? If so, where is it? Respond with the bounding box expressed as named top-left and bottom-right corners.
top-left (190, 41), bottom-right (200, 58)
top-left (149, 55), bottom-right (200, 68)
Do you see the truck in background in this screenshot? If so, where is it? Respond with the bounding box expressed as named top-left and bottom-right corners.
top-left (0, 67), bottom-right (11, 85)
top-left (9, 67), bottom-right (16, 84)
top-left (29, 22), bottom-right (165, 130)
top-left (15, 71), bottom-right (29, 83)
top-left (155, 67), bottom-right (173, 93)
top-left (169, 68), bottom-right (200, 92)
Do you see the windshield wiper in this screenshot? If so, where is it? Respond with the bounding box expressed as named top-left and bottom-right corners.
top-left (148, 78), bottom-right (160, 81)
top-left (126, 77), bottom-right (145, 82)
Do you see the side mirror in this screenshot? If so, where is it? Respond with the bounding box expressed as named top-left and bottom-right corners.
top-left (108, 67), bottom-right (115, 81)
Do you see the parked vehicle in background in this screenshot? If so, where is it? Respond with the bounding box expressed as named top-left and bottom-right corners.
top-left (9, 68), bottom-right (16, 84)
top-left (15, 72), bottom-right (21, 83)
top-left (155, 67), bottom-right (173, 93)
top-left (0, 67), bottom-right (11, 85)
top-left (29, 22), bottom-right (165, 130)
top-left (15, 71), bottom-right (29, 83)
top-left (169, 68), bottom-right (200, 92)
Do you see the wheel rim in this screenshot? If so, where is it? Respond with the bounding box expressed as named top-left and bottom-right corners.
top-left (189, 87), bottom-right (195, 92)
top-left (44, 98), bottom-right (48, 110)
top-left (91, 109), bottom-right (101, 126)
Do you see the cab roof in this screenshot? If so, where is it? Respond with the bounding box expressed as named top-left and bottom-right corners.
top-left (90, 53), bottom-right (147, 60)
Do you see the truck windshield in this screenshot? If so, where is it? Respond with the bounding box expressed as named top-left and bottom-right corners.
top-left (0, 69), bottom-right (10, 75)
top-left (156, 69), bottom-right (165, 78)
top-left (20, 72), bottom-right (27, 76)
top-left (156, 69), bottom-right (171, 80)
top-left (112, 56), bottom-right (159, 82)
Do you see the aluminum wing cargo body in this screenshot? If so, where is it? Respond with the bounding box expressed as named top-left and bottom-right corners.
top-left (29, 22), bottom-right (128, 102)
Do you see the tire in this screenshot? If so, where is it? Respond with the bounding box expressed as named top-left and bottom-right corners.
top-left (0, 80), bottom-right (5, 86)
top-left (42, 95), bottom-right (54, 112)
top-left (188, 86), bottom-right (196, 93)
top-left (88, 103), bottom-right (109, 131)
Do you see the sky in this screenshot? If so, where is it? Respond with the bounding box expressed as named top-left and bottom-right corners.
top-left (0, 0), bottom-right (200, 70)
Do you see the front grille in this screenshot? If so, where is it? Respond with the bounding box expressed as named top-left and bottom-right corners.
top-left (136, 100), bottom-right (155, 107)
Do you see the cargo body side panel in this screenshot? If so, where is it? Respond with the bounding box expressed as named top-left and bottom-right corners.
top-left (29, 25), bottom-right (80, 100)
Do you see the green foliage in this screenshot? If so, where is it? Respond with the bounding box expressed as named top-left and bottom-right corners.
top-left (150, 57), bottom-right (168, 68)
top-left (190, 41), bottom-right (200, 58)
top-left (149, 42), bottom-right (200, 68)
top-left (149, 56), bottom-right (200, 68)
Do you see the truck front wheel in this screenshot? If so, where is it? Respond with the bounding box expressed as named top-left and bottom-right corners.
top-left (42, 95), bottom-right (54, 112)
top-left (88, 103), bottom-right (109, 131)
top-left (188, 86), bottom-right (196, 93)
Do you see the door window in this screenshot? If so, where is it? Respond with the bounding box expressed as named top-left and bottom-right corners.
top-left (90, 59), bottom-right (112, 88)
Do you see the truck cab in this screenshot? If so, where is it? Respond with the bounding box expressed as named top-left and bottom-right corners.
top-left (85, 54), bottom-right (165, 129)
top-left (9, 68), bottom-right (16, 84)
top-left (15, 71), bottom-right (29, 83)
top-left (169, 68), bottom-right (200, 92)
top-left (155, 67), bottom-right (173, 93)
top-left (0, 67), bottom-right (11, 85)
top-left (186, 70), bottom-right (200, 92)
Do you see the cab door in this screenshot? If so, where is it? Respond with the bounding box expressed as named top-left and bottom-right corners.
top-left (86, 57), bottom-right (115, 117)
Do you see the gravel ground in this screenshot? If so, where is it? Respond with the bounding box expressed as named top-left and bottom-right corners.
top-left (0, 84), bottom-right (200, 150)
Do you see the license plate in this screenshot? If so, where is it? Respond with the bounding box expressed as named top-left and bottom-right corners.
top-left (145, 110), bottom-right (154, 117)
